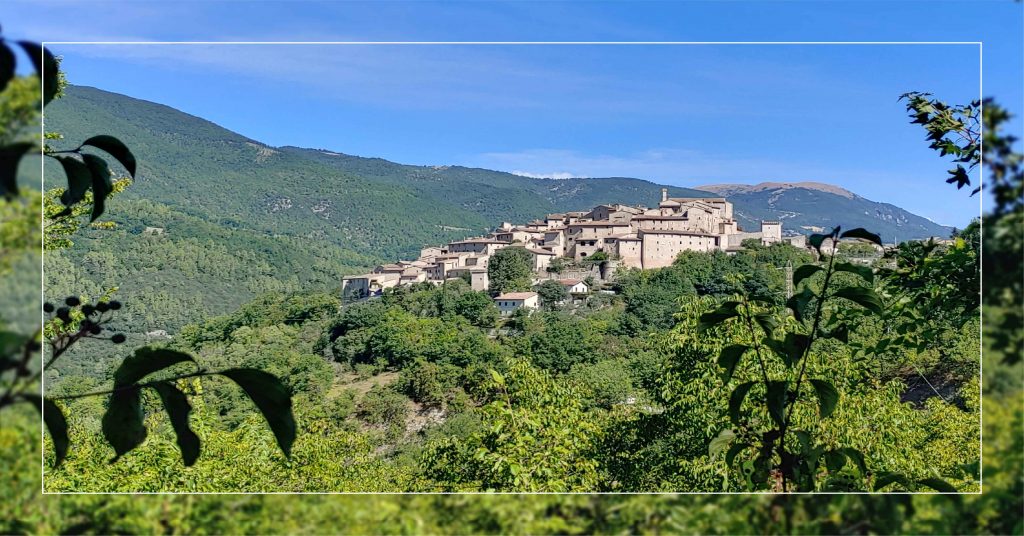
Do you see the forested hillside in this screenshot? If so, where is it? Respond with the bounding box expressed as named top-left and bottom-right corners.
top-left (699, 182), bottom-right (953, 242)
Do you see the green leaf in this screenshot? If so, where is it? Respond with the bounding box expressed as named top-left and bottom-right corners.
top-left (113, 347), bottom-right (195, 387)
top-left (102, 388), bottom-right (147, 461)
top-left (917, 477), bottom-right (958, 493)
top-left (792, 264), bottom-right (823, 287)
top-left (24, 396), bottom-right (70, 467)
top-left (832, 286), bottom-right (883, 314)
top-left (765, 381), bottom-right (788, 427)
top-left (809, 379), bottom-right (840, 418)
top-left (717, 344), bottom-right (748, 384)
top-left (873, 471), bottom-right (911, 491)
top-left (0, 43), bottom-right (15, 94)
top-left (725, 442), bottom-right (748, 467)
top-left (753, 312), bottom-right (778, 335)
top-left (81, 135), bottom-right (137, 178)
top-left (826, 324), bottom-right (849, 343)
top-left (708, 428), bottom-right (736, 458)
top-left (43, 398), bottom-right (70, 467)
top-left (834, 261), bottom-right (874, 284)
top-left (0, 142), bottom-right (34, 199)
top-left (728, 382), bottom-right (755, 426)
top-left (767, 333), bottom-right (810, 368)
top-left (843, 447), bottom-right (867, 475)
top-left (489, 369), bottom-right (505, 386)
top-left (151, 382), bottom-right (200, 466)
top-left (786, 288), bottom-right (815, 322)
top-left (17, 41), bottom-right (59, 104)
top-left (808, 234), bottom-right (827, 252)
top-left (53, 155), bottom-right (92, 207)
top-left (698, 301), bottom-right (740, 332)
top-left (82, 154), bottom-right (112, 222)
top-left (220, 368), bottom-right (295, 458)
top-left (839, 228), bottom-right (883, 247)
top-left (823, 449), bottom-right (847, 472)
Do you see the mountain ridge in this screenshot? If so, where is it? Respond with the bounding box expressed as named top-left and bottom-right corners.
top-left (48, 85), bottom-right (952, 251)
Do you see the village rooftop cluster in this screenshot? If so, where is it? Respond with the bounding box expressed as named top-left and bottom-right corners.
top-left (342, 189), bottom-right (809, 312)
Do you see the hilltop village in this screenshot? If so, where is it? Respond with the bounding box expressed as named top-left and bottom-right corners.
top-left (342, 189), bottom-right (808, 306)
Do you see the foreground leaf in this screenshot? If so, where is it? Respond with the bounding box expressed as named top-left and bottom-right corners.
top-left (81, 135), bottom-right (137, 178)
top-left (717, 344), bottom-right (748, 383)
top-left (698, 301), bottom-right (740, 331)
top-left (101, 387), bottom-right (147, 460)
top-left (840, 227), bottom-right (883, 247)
top-left (152, 382), bottom-right (200, 466)
top-left (708, 428), bottom-right (736, 458)
top-left (729, 382), bottom-right (755, 426)
top-left (792, 264), bottom-right (823, 287)
top-left (24, 395), bottom-right (70, 467)
top-left (113, 347), bottom-right (195, 387)
top-left (220, 368), bottom-right (295, 457)
top-left (82, 154), bottom-right (112, 222)
top-left (832, 286), bottom-right (883, 314)
top-left (809, 379), bottom-right (840, 418)
top-left (17, 41), bottom-right (59, 104)
top-left (765, 381), bottom-right (788, 427)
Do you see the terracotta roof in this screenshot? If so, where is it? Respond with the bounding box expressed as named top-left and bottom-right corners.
top-left (567, 221), bottom-right (632, 227)
top-left (450, 238), bottom-right (510, 245)
top-left (557, 279), bottom-right (582, 287)
top-left (526, 248), bottom-right (555, 256)
top-left (495, 292), bottom-right (538, 300)
top-left (633, 215), bottom-right (690, 221)
top-left (640, 229), bottom-right (718, 237)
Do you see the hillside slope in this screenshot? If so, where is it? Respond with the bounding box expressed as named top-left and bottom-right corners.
top-left (698, 182), bottom-right (952, 242)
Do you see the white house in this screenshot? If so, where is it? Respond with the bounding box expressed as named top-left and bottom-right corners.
top-left (557, 279), bottom-right (590, 294)
top-left (494, 292), bottom-right (539, 316)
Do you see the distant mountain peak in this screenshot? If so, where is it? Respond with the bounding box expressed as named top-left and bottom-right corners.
top-left (697, 181), bottom-right (859, 199)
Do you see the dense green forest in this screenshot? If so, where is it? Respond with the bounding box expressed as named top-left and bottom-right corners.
top-left (1, 32), bottom-right (1020, 535)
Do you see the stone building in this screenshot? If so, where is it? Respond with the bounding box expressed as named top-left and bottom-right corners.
top-left (348, 188), bottom-right (795, 297)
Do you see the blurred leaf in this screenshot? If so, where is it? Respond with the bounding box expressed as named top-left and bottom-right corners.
top-left (220, 368), bottom-right (295, 458)
top-left (17, 40), bottom-right (58, 104)
top-left (489, 369), bottom-right (505, 386)
top-left (823, 449), bottom-right (847, 472)
top-left (0, 43), bottom-right (14, 94)
top-left (1, 142), bottom-right (34, 198)
top-left (152, 382), bottom-right (200, 466)
top-left (24, 395), bottom-right (70, 467)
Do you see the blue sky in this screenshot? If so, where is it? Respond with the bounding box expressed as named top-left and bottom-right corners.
top-left (4, 1), bottom-right (1021, 227)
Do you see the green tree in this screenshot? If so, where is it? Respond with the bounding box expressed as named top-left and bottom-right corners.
top-left (487, 246), bottom-right (533, 294)
top-left (534, 279), bottom-right (568, 310)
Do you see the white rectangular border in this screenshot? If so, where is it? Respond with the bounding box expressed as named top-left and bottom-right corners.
top-left (38, 40), bottom-right (985, 496)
